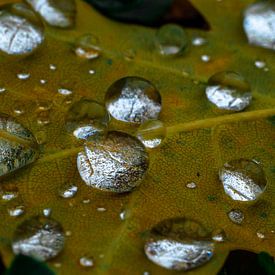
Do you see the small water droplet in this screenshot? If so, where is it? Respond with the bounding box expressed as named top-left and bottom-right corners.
top-left (49, 64), bottom-right (56, 71)
top-left (228, 209), bottom-right (244, 225)
top-left (77, 131), bottom-right (149, 193)
top-left (155, 24), bottom-right (188, 56)
top-left (212, 229), bottom-right (226, 242)
top-left (59, 184), bottom-right (78, 199)
top-left (136, 120), bottom-right (166, 149)
top-left (12, 215), bottom-right (65, 261)
top-left (255, 60), bottom-right (266, 69)
top-left (0, 87), bottom-right (6, 93)
top-left (256, 230), bottom-right (265, 240)
top-left (201, 55), bottom-right (211, 62)
top-left (0, 186), bottom-right (18, 201)
top-left (43, 208), bottom-right (51, 217)
top-left (119, 209), bottom-right (127, 221)
top-left (105, 77), bottom-right (162, 124)
top-left (144, 218), bottom-right (214, 271)
top-left (186, 182), bottom-right (197, 189)
top-left (88, 69), bottom-right (96, 75)
top-left (8, 205), bottom-right (25, 217)
top-left (243, 1), bottom-right (275, 50)
top-left (143, 272), bottom-right (150, 275)
top-left (206, 71), bottom-right (252, 111)
top-left (58, 88), bottom-right (73, 96)
top-left (79, 256), bottom-right (94, 267)
top-left (65, 230), bottom-right (72, 237)
top-left (219, 159), bottom-right (267, 202)
top-left (192, 37), bottom-right (207, 46)
top-left (74, 34), bottom-right (101, 60)
top-left (13, 105), bottom-right (25, 116)
top-left (17, 73), bottom-right (30, 80)
top-left (82, 199), bottom-right (91, 204)
top-left (40, 79), bottom-right (47, 85)
top-left (97, 207), bottom-right (106, 212)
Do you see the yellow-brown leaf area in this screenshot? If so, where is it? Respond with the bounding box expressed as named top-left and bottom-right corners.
top-left (0, 0), bottom-right (274, 274)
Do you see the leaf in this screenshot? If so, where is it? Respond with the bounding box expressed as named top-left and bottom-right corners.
top-left (0, 0), bottom-right (274, 274)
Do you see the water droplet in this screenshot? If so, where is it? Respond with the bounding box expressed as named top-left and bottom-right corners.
top-left (186, 182), bottom-right (197, 189)
top-left (0, 87), bottom-right (6, 93)
top-left (66, 98), bottom-right (109, 140)
top-left (144, 218), bottom-right (214, 271)
top-left (0, 186), bottom-right (18, 201)
top-left (136, 120), bottom-right (166, 149)
top-left (212, 229), bottom-right (226, 242)
top-left (243, 1), bottom-right (275, 50)
top-left (88, 69), bottom-right (96, 75)
top-left (43, 208), bottom-right (51, 217)
top-left (97, 207), bottom-right (106, 212)
top-left (12, 215), bottom-right (65, 261)
top-left (36, 101), bottom-right (52, 112)
top-left (40, 79), bottom-right (47, 85)
top-left (0, 114), bottom-right (39, 177)
top-left (58, 88), bottom-right (73, 96)
top-left (228, 209), bottom-right (244, 225)
top-left (77, 131), bottom-right (149, 193)
top-left (206, 71), bottom-right (252, 111)
top-left (201, 55), bottom-right (210, 62)
top-left (49, 64), bottom-right (56, 71)
top-left (192, 37), bottom-right (207, 46)
top-left (79, 256), bottom-right (94, 267)
top-left (256, 230), bottom-right (265, 240)
top-left (8, 205), bottom-right (25, 217)
top-left (74, 34), bottom-right (100, 60)
top-left (65, 230), bottom-right (72, 237)
top-left (0, 3), bottom-right (44, 56)
top-left (82, 198), bottom-right (90, 204)
top-left (255, 60), bottom-right (266, 69)
top-left (17, 73), bottom-right (30, 80)
top-left (59, 183), bottom-right (78, 198)
top-left (143, 272), bottom-right (150, 275)
top-left (155, 24), bottom-right (188, 56)
top-left (219, 159), bottom-right (267, 202)
top-left (25, 0), bottom-right (76, 28)
top-left (119, 209), bottom-right (127, 221)
top-left (105, 77), bottom-right (162, 124)
top-left (13, 104), bottom-right (25, 116)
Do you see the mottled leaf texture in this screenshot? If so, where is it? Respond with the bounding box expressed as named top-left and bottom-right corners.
top-left (0, 0), bottom-right (274, 275)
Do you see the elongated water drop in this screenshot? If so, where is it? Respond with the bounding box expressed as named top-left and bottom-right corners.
top-left (105, 77), bottom-right (161, 124)
top-left (219, 159), bottom-right (267, 201)
top-left (155, 24), bottom-right (188, 56)
top-left (12, 216), bottom-right (65, 261)
top-left (79, 256), bottom-right (94, 267)
top-left (144, 218), bottom-right (214, 271)
top-left (243, 1), bottom-right (275, 50)
top-left (228, 209), bottom-right (244, 225)
top-left (59, 183), bottom-right (78, 198)
top-left (77, 131), bottom-right (149, 193)
top-left (206, 71), bottom-right (252, 111)
top-left (25, 0), bottom-right (76, 28)
top-left (0, 185), bottom-right (18, 201)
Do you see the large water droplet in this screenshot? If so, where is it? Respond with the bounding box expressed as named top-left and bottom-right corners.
top-left (66, 98), bottom-right (109, 140)
top-left (136, 120), bottom-right (166, 149)
top-left (77, 131), bottom-right (149, 193)
top-left (243, 1), bottom-right (275, 50)
top-left (144, 218), bottom-right (214, 271)
top-left (59, 183), bottom-right (78, 198)
top-left (228, 209), bottom-right (244, 225)
top-left (0, 114), bottom-right (39, 177)
top-left (219, 159), bottom-right (267, 201)
top-left (206, 71), bottom-right (252, 111)
top-left (155, 24), bottom-right (188, 56)
top-left (0, 3), bottom-right (44, 56)
top-left (25, 0), bottom-right (76, 28)
top-left (12, 215), bottom-right (65, 261)
top-left (74, 34), bottom-right (101, 60)
top-left (105, 77), bottom-right (162, 124)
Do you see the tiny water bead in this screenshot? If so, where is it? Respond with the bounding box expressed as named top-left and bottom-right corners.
top-left (192, 37), bottom-right (207, 46)
top-left (219, 159), bottom-right (267, 202)
top-left (66, 99), bottom-right (109, 140)
top-left (74, 34), bottom-right (101, 60)
top-left (136, 120), bottom-right (166, 149)
top-left (228, 209), bottom-right (244, 225)
top-left (186, 182), bottom-right (197, 189)
top-left (0, 114), bottom-right (39, 177)
top-left (59, 183), bottom-right (78, 198)
top-left (205, 71), bottom-right (252, 111)
top-left (8, 205), bottom-right (25, 217)
top-left (144, 218), bottom-right (214, 271)
top-left (79, 256), bottom-right (94, 267)
top-left (49, 64), bottom-right (57, 71)
top-left (255, 60), bottom-right (266, 69)
top-left (77, 131), bottom-right (149, 193)
top-left (155, 24), bottom-right (188, 56)
top-left (201, 54), bottom-right (211, 62)
top-left (119, 209), bottom-right (127, 221)
top-left (12, 216), bottom-right (65, 261)
top-left (17, 73), bottom-right (30, 80)
top-left (58, 88), bottom-right (73, 96)
top-left (0, 87), bottom-right (6, 93)
top-left (243, 1), bottom-right (275, 50)
top-left (0, 3), bottom-right (44, 56)
top-left (25, 0), bottom-right (76, 28)
top-left (105, 77), bottom-right (162, 124)
top-left (0, 186), bottom-right (18, 201)
top-left (43, 208), bottom-right (52, 217)
top-left (212, 229), bottom-right (226, 242)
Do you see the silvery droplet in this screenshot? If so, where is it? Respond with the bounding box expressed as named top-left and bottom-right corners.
top-left (0, 3), bottom-right (44, 56)
top-left (228, 209), bottom-right (244, 225)
top-left (8, 205), bottom-right (25, 217)
top-left (0, 114), bottom-right (39, 177)
top-left (186, 182), bottom-right (197, 189)
top-left (49, 64), bottom-right (56, 71)
top-left (82, 198), bottom-right (90, 204)
top-left (66, 99), bottom-right (109, 140)
top-left (255, 60), bottom-right (266, 69)
top-left (0, 186), bottom-right (18, 201)
top-left (0, 87), bottom-right (6, 93)
top-left (79, 256), bottom-right (94, 267)
top-left (206, 71), bottom-right (252, 111)
top-left (155, 24), bottom-right (188, 56)
top-left (243, 1), bottom-right (275, 50)
top-left (105, 77), bottom-right (162, 124)
top-left (119, 209), bottom-right (127, 221)
top-left (12, 215), bottom-right (65, 261)
top-left (219, 159), bottom-right (267, 201)
top-left (43, 208), bottom-right (51, 217)
top-left (59, 184), bottom-right (78, 198)
top-left (17, 73), bottom-right (30, 80)
top-left (201, 55), bottom-right (210, 62)
top-left (25, 0), bottom-right (76, 28)
top-left (192, 37), bottom-right (207, 46)
top-left (145, 218), bottom-right (214, 271)
top-left (97, 207), bottom-right (106, 212)
top-left (211, 229), bottom-right (226, 242)
top-left (40, 79), bottom-right (47, 85)
top-left (58, 88), bottom-right (72, 96)
top-left (77, 131), bottom-right (149, 193)
top-left (88, 69), bottom-right (96, 75)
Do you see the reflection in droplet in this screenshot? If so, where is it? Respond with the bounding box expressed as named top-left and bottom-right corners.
top-left (219, 159), bottom-right (267, 202)
top-left (8, 205), bottom-right (25, 217)
top-left (105, 77), bottom-right (162, 124)
top-left (74, 34), bottom-right (100, 60)
top-left (228, 209), bottom-right (244, 225)
top-left (243, 1), bottom-right (275, 50)
top-left (59, 184), bottom-right (78, 198)
top-left (186, 182), bottom-right (197, 189)
top-left (43, 208), bottom-right (52, 217)
top-left (155, 24), bottom-right (188, 56)
top-left (212, 229), bottom-right (226, 242)
top-left (79, 256), bottom-right (94, 267)
top-left (25, 0), bottom-right (76, 28)
top-left (66, 98), bottom-right (109, 140)
top-left (144, 218), bottom-right (214, 271)
top-left (192, 37), bottom-right (207, 46)
top-left (12, 215), bottom-right (65, 261)
top-left (0, 3), bottom-right (44, 56)
top-left (17, 73), bottom-right (30, 80)
top-left (77, 131), bottom-right (149, 193)
top-left (206, 71), bottom-right (252, 111)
